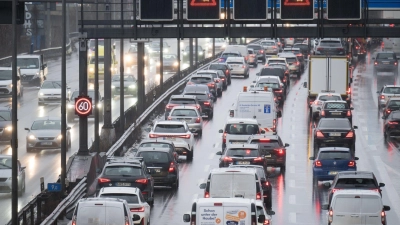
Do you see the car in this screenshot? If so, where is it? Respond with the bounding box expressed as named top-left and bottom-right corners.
top-left (218, 51), bottom-right (242, 63)
top-left (97, 157), bottom-right (155, 205)
top-left (164, 95), bottom-right (202, 119)
top-left (247, 48), bottom-right (258, 66)
top-left (135, 146), bottom-right (179, 189)
top-left (147, 41), bottom-right (171, 57)
top-left (0, 155), bottom-right (26, 196)
top-left (111, 74), bottom-right (137, 97)
top-left (124, 44), bottom-right (150, 68)
top-left (38, 81), bottom-right (70, 106)
top-left (260, 40), bottom-right (279, 55)
top-left (207, 62), bottom-right (232, 85)
top-left (67, 90), bottom-right (104, 123)
top-left (157, 54), bottom-right (179, 74)
top-left (182, 46), bottom-right (206, 63)
top-left (277, 53), bottom-right (302, 77)
top-left (70, 198), bottom-right (136, 225)
top-left (284, 38), bottom-right (295, 47)
top-left (206, 38), bottom-right (227, 53)
top-left (229, 164), bottom-right (273, 208)
top-left (196, 70), bottom-right (223, 97)
top-left (327, 171), bottom-right (385, 204)
top-left (314, 38), bottom-right (345, 55)
top-left (265, 57), bottom-right (287, 66)
top-left (266, 63), bottom-right (290, 86)
top-left (187, 74), bottom-right (218, 97)
top-left (313, 118), bottom-right (358, 155)
top-left (376, 85), bottom-right (400, 110)
top-left (257, 66), bottom-right (288, 87)
top-left (215, 70), bottom-right (228, 90)
top-left (247, 133), bottom-right (289, 171)
top-left (281, 47), bottom-right (305, 71)
top-left (383, 110), bottom-right (400, 139)
top-left (0, 67), bottom-right (23, 98)
top-left (225, 57), bottom-right (249, 78)
top-left (216, 144), bottom-right (266, 169)
top-left (25, 117), bottom-right (71, 152)
top-left (309, 147), bottom-right (358, 184)
top-left (148, 120), bottom-right (195, 160)
top-left (183, 84), bottom-right (215, 102)
top-left (97, 187), bottom-right (151, 225)
top-left (382, 97), bottom-right (400, 118)
top-left (255, 200), bottom-right (273, 224)
top-left (134, 139), bottom-right (179, 161)
top-left (181, 90), bottom-right (214, 118)
top-left (293, 43), bottom-right (311, 56)
top-left (0, 107), bottom-right (12, 141)
top-left (372, 52), bottom-right (398, 76)
top-left (252, 76), bottom-right (285, 104)
top-left (167, 105), bottom-right (203, 135)
top-left (319, 100), bottom-right (354, 124)
top-left (247, 44), bottom-right (266, 63)
top-left (310, 92), bottom-right (343, 120)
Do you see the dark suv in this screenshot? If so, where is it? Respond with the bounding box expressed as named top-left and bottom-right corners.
top-left (135, 147), bottom-right (179, 189)
top-left (182, 90), bottom-right (214, 118)
top-left (258, 67), bottom-right (288, 87)
top-left (187, 74), bottom-right (217, 97)
top-left (247, 44), bottom-right (266, 64)
top-left (383, 110), bottom-right (400, 139)
top-left (373, 52), bottom-right (398, 76)
top-left (319, 100), bottom-right (354, 124)
top-left (164, 95), bottom-right (202, 119)
top-left (134, 139), bottom-right (178, 161)
top-left (208, 63), bottom-right (232, 85)
top-left (216, 144), bottom-right (266, 169)
top-left (97, 157), bottom-right (155, 205)
top-left (0, 107), bottom-right (12, 141)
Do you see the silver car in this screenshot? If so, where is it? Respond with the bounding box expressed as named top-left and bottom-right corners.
top-left (197, 70), bottom-right (223, 97)
top-left (167, 106), bottom-right (203, 135)
top-left (225, 57), bottom-right (249, 78)
top-left (38, 80), bottom-right (71, 106)
top-left (25, 117), bottom-right (71, 152)
top-left (111, 74), bottom-right (137, 97)
top-left (0, 155), bottom-right (26, 195)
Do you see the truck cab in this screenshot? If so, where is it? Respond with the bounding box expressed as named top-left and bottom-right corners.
top-left (17, 54), bottom-right (47, 86)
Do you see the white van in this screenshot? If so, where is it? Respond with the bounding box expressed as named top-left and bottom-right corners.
top-left (322, 190), bottom-right (391, 225)
top-left (183, 198), bottom-right (269, 225)
top-left (230, 88), bottom-right (281, 132)
top-left (225, 45), bottom-right (249, 62)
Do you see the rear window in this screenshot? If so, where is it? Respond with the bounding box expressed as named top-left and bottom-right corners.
top-left (285, 58), bottom-right (297, 63)
top-left (248, 45), bottom-right (262, 50)
top-left (320, 41), bottom-right (342, 46)
top-left (198, 73), bottom-right (217, 79)
top-left (190, 77), bottom-right (212, 83)
top-left (171, 109), bottom-right (198, 117)
top-left (335, 178), bottom-right (377, 188)
top-left (139, 142), bottom-right (173, 150)
top-left (209, 64), bottom-right (227, 70)
top-left (210, 174), bottom-right (256, 198)
top-left (170, 98), bottom-right (196, 104)
top-left (324, 102), bottom-right (348, 109)
top-left (184, 92), bottom-right (208, 100)
top-left (104, 166), bottom-right (142, 176)
top-left (222, 53), bottom-right (240, 57)
top-left (268, 60), bottom-right (285, 64)
top-left (261, 42), bottom-right (275, 46)
top-left (154, 124), bottom-right (186, 133)
top-left (77, 206), bottom-right (125, 225)
top-left (318, 95), bottom-right (342, 101)
top-left (377, 53), bottom-right (395, 59)
top-left (388, 100), bottom-right (400, 107)
top-left (383, 87), bottom-right (400, 94)
top-left (260, 68), bottom-right (283, 76)
top-left (227, 61), bottom-right (243, 65)
top-left (318, 151), bottom-right (351, 160)
top-left (250, 139), bottom-right (280, 149)
top-left (225, 124), bottom-right (259, 135)
top-left (184, 85), bottom-right (208, 93)
top-left (256, 82), bottom-right (280, 89)
top-left (319, 119), bottom-right (351, 129)
top-left (99, 193), bottom-right (139, 204)
top-left (226, 149), bottom-right (259, 157)
top-left (137, 151), bottom-right (170, 164)
top-left (391, 112), bottom-right (400, 119)
top-left (333, 197), bottom-right (361, 213)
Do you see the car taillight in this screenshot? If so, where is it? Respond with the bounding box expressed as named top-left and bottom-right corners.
top-left (316, 131), bottom-right (324, 138)
top-left (371, 188), bottom-right (380, 192)
top-left (346, 111), bottom-right (351, 117)
top-left (317, 47), bottom-right (322, 51)
top-left (274, 89), bottom-right (282, 93)
top-left (195, 117), bottom-right (201, 123)
top-left (204, 101), bottom-right (210, 106)
top-left (215, 79), bottom-right (220, 83)
top-left (242, 65), bottom-right (245, 68)
top-left (187, 81), bottom-right (195, 85)
top-left (356, 46), bottom-right (360, 49)
top-left (98, 178), bottom-right (111, 183)
top-left (346, 131), bottom-right (354, 138)
top-left (169, 162), bottom-right (175, 173)
top-left (320, 110), bottom-right (325, 116)
top-left (374, 61), bottom-right (378, 65)
top-left (331, 188), bottom-right (342, 194)
top-left (259, 50), bottom-right (264, 53)
top-left (253, 157), bottom-right (263, 162)
top-left (264, 219), bottom-right (270, 225)
top-left (180, 134), bottom-right (191, 139)
top-left (225, 69), bottom-right (229, 75)
top-left (296, 61), bottom-right (300, 65)
top-left (223, 156), bottom-right (233, 162)
top-left (219, 58), bottom-right (224, 62)
top-left (149, 134), bottom-right (158, 138)
top-left (272, 46), bottom-right (277, 49)
top-left (348, 161), bottom-right (355, 167)
top-left (395, 62), bottom-right (398, 66)
top-left (204, 191), bottom-right (210, 198)
top-left (273, 119), bottom-right (276, 130)
top-left (222, 132), bottom-right (227, 143)
top-left (256, 192), bottom-right (261, 200)
top-left (386, 109), bottom-right (391, 114)
top-left (328, 209), bottom-right (333, 223)
top-left (389, 121), bottom-right (399, 125)
top-left (265, 181), bottom-right (270, 186)
top-left (380, 95), bottom-right (385, 99)
top-left (337, 48), bottom-right (343, 51)
top-left (315, 160), bottom-right (322, 167)
top-left (131, 206), bottom-right (145, 212)
top-left (196, 105), bottom-right (201, 110)
top-left (207, 83), bottom-right (215, 87)
top-left (72, 216), bottom-right (76, 225)
top-left (166, 104), bottom-right (174, 109)
top-left (136, 178), bottom-right (148, 184)
top-left (167, 116), bottom-right (172, 120)
top-left (381, 211), bottom-right (386, 224)
top-left (275, 148), bottom-right (284, 155)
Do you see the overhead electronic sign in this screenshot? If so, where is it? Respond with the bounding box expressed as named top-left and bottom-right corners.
top-left (233, 0), bottom-right (267, 20)
top-left (280, 0), bottom-right (314, 20)
top-left (187, 0), bottom-right (221, 21)
top-left (140, 0), bottom-right (174, 21)
top-left (327, 0), bottom-right (361, 20)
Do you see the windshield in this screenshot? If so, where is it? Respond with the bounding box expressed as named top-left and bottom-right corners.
top-left (112, 75), bottom-right (136, 82)
top-left (137, 151), bottom-right (169, 164)
top-left (170, 98), bottom-right (196, 104)
top-left (99, 193), bottom-right (139, 204)
top-left (318, 151), bottom-right (351, 160)
top-left (318, 95), bottom-right (342, 101)
top-left (250, 140), bottom-right (280, 149)
top-left (319, 119), bottom-right (351, 129)
top-left (210, 174), bottom-right (256, 198)
top-left (89, 57), bottom-right (104, 64)
top-left (324, 102), bottom-right (348, 109)
top-left (0, 111), bottom-right (11, 121)
top-left (184, 85), bottom-right (209, 93)
top-left (171, 109), bottom-right (198, 117)
top-left (0, 157), bottom-right (12, 169)
top-left (335, 178), bottom-right (377, 188)
top-left (256, 82), bottom-right (279, 89)
top-left (383, 87), bottom-right (400, 94)
top-left (31, 120), bottom-right (61, 130)
top-left (17, 58), bottom-right (39, 69)
top-left (104, 165), bottom-right (142, 176)
top-left (377, 53), bottom-right (395, 59)
top-left (222, 53), bottom-right (240, 58)
top-left (388, 100), bottom-right (400, 107)
top-left (0, 70), bottom-right (12, 80)
top-left (154, 124), bottom-right (186, 133)
top-left (71, 91), bottom-right (98, 100)
top-left (227, 62), bottom-right (243, 65)
top-left (190, 77), bottom-right (212, 83)
top-left (248, 45), bottom-right (262, 50)
top-left (225, 124), bottom-right (259, 135)
top-left (41, 81), bottom-right (62, 89)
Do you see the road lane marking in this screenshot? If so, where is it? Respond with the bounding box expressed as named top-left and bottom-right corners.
top-left (208, 153), bottom-right (214, 160)
top-left (289, 166), bottom-right (295, 174)
top-left (289, 212), bottom-right (296, 223)
top-left (289, 195), bottom-right (296, 205)
top-left (204, 165), bottom-right (210, 172)
top-left (289, 180), bottom-right (295, 188)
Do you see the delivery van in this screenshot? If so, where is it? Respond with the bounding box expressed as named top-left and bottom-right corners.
top-left (183, 198), bottom-right (268, 225)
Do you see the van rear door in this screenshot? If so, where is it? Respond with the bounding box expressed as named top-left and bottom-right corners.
top-left (360, 195), bottom-right (382, 225)
top-left (209, 173), bottom-right (257, 199)
top-left (253, 94), bottom-right (274, 131)
top-left (332, 196), bottom-right (361, 224)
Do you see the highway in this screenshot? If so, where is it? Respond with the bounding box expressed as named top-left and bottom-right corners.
top-left (0, 37), bottom-right (209, 222)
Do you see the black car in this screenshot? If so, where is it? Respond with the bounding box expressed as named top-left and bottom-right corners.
top-left (247, 134), bottom-right (289, 171)
top-left (383, 111), bottom-right (400, 139)
top-left (218, 51), bottom-right (241, 63)
top-left (67, 90), bottom-right (104, 123)
top-left (318, 100), bottom-right (354, 124)
top-left (328, 171), bottom-right (385, 205)
top-left (187, 74), bottom-right (217, 97)
top-left (134, 139), bottom-right (178, 161)
top-left (164, 95), bottom-right (202, 119)
top-left (216, 144), bottom-right (266, 169)
top-left (97, 157), bottom-right (155, 205)
top-left (215, 70), bottom-right (227, 90)
top-left (253, 77), bottom-right (285, 104)
top-left (313, 118), bottom-right (358, 155)
top-left (229, 164), bottom-right (273, 208)
top-left (293, 43), bottom-right (311, 56)
top-left (267, 64), bottom-right (290, 86)
top-left (183, 84), bottom-right (215, 102)
top-left (208, 63), bottom-right (232, 85)
top-left (373, 52), bottom-right (399, 76)
top-left (257, 67), bottom-right (289, 87)
top-left (182, 90), bottom-right (214, 118)
top-left (247, 44), bottom-right (266, 64)
top-left (382, 98), bottom-right (400, 118)
top-left (0, 107), bottom-right (12, 141)
top-left (135, 147), bottom-right (179, 189)
top-left (182, 46), bottom-right (206, 63)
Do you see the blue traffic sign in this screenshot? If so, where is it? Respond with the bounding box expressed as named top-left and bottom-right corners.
top-left (368, 0), bottom-right (400, 9)
top-left (264, 104), bottom-right (271, 114)
top-left (47, 183), bottom-right (62, 192)
top-left (221, 0), bottom-right (233, 8)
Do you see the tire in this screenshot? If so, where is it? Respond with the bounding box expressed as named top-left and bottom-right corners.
top-left (208, 111), bottom-right (213, 119)
top-left (218, 90), bottom-right (222, 97)
top-left (187, 149), bottom-right (193, 161)
top-left (265, 194), bottom-right (272, 209)
top-left (171, 179), bottom-right (179, 190)
top-left (280, 165), bottom-right (286, 172)
top-left (228, 77), bottom-right (231, 85)
top-left (38, 102), bottom-right (43, 106)
top-left (198, 130), bottom-right (202, 137)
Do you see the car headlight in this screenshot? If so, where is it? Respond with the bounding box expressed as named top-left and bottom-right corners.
top-left (89, 68), bottom-right (94, 73)
top-left (125, 55), bottom-right (132, 62)
top-left (221, 44), bottom-right (226, 48)
top-left (8, 83), bottom-right (12, 88)
top-left (33, 72), bottom-right (39, 78)
top-left (68, 104), bottom-right (74, 109)
top-left (183, 52), bottom-right (187, 56)
top-left (57, 134), bottom-right (62, 140)
top-left (39, 92), bottom-right (44, 96)
top-left (112, 85), bottom-right (116, 89)
top-left (97, 103), bottom-right (102, 108)
top-left (163, 48), bottom-right (168, 53)
top-left (129, 85), bottom-right (136, 89)
top-left (199, 52), bottom-right (203, 55)
top-left (5, 126), bottom-right (12, 131)
top-left (173, 61), bottom-right (179, 67)
top-left (156, 62), bottom-right (161, 67)
top-left (29, 135), bottom-right (36, 140)
top-left (148, 49), bottom-right (153, 53)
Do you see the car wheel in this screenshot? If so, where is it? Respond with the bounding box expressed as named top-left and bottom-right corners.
top-left (208, 111), bottom-right (213, 119)
top-left (265, 196), bottom-right (272, 209)
top-left (228, 77), bottom-right (231, 85)
top-left (280, 165), bottom-right (286, 172)
top-left (313, 142), bottom-right (319, 156)
top-left (172, 179), bottom-right (179, 190)
top-left (218, 90), bottom-right (222, 97)
top-left (147, 217), bottom-right (151, 225)
top-left (198, 130), bottom-right (202, 137)
top-left (187, 149), bottom-right (193, 161)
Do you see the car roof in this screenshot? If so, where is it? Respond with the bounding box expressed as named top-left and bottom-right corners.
top-left (319, 118), bottom-right (349, 122)
top-left (278, 53), bottom-right (297, 57)
top-left (210, 62), bottom-right (228, 65)
top-left (183, 90), bottom-right (208, 95)
top-left (0, 107), bottom-right (11, 111)
top-left (230, 165), bottom-right (265, 170)
top-left (226, 118), bottom-right (259, 124)
top-left (192, 74), bottom-right (213, 78)
top-left (171, 95), bottom-right (196, 99)
top-left (197, 70), bottom-right (218, 74)
top-left (283, 47), bottom-right (300, 50)
top-left (170, 105), bottom-right (198, 110)
top-left (332, 189), bottom-right (382, 197)
top-left (383, 85), bottom-right (400, 88)
top-left (268, 57), bottom-right (286, 60)
top-left (155, 120), bottom-right (185, 125)
top-left (319, 147), bottom-right (351, 152)
top-left (257, 76), bottom-right (280, 82)
top-left (139, 139), bottom-right (175, 145)
top-left (336, 171), bottom-right (374, 178)
top-left (99, 187), bottom-right (141, 195)
top-left (0, 154), bottom-right (11, 159)
top-left (34, 116), bottom-right (61, 121)
top-left (226, 144), bottom-right (259, 149)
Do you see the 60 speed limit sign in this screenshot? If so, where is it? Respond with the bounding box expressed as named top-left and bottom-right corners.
top-left (75, 96), bottom-right (93, 116)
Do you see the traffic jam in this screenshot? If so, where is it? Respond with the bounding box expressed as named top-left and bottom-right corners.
top-left (67, 37), bottom-right (400, 225)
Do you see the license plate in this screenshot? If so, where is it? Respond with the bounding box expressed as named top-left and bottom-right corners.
top-left (237, 161), bottom-right (250, 165)
top-left (329, 171), bottom-right (338, 175)
top-left (230, 142), bottom-right (244, 144)
top-left (153, 169), bottom-right (161, 173)
top-left (41, 142), bottom-right (52, 145)
top-left (383, 62), bottom-right (389, 64)
top-left (265, 154), bottom-right (271, 158)
top-left (116, 182), bottom-right (131, 187)
top-left (331, 112), bottom-right (342, 115)
top-left (330, 133), bottom-right (341, 136)
top-left (165, 137), bottom-right (175, 141)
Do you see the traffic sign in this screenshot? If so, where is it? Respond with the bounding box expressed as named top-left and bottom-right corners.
top-left (327, 0), bottom-right (361, 20)
top-left (187, 0), bottom-right (221, 21)
top-left (234, 0), bottom-right (267, 20)
top-left (220, 0), bottom-right (233, 8)
top-left (0, 1), bottom-right (25, 25)
top-left (280, 0), bottom-right (315, 20)
top-left (47, 183), bottom-right (62, 192)
top-left (75, 96), bottom-right (93, 116)
top-left (140, 0), bottom-right (173, 21)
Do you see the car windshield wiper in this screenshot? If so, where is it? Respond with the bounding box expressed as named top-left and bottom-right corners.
top-left (0, 163), bottom-right (12, 169)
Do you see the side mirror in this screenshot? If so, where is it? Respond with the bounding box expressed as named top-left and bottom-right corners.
top-left (132, 214), bottom-right (141, 221)
top-left (309, 156), bottom-right (315, 160)
top-left (199, 183), bottom-right (206, 189)
top-left (285, 143), bottom-right (290, 147)
top-left (317, 107), bottom-right (321, 110)
top-left (379, 183), bottom-right (385, 187)
top-left (303, 82), bottom-right (308, 88)
top-left (354, 157), bottom-right (359, 160)
top-left (321, 204), bottom-right (329, 210)
top-left (256, 73), bottom-right (260, 76)
top-left (219, 129), bottom-right (223, 133)
top-left (384, 205), bottom-right (391, 211)
top-left (353, 126), bottom-right (358, 129)
top-left (24, 128), bottom-right (29, 131)
top-left (250, 85), bottom-right (254, 88)
top-left (372, 57), bottom-right (375, 60)
top-left (376, 91), bottom-right (380, 94)
top-left (183, 214), bottom-right (191, 223)
top-left (350, 107), bottom-right (354, 110)
top-left (216, 151), bottom-right (222, 155)
top-left (66, 127), bottom-right (71, 130)
top-left (260, 177), bottom-right (266, 182)
top-left (261, 130), bottom-right (266, 134)
top-left (257, 215), bottom-right (266, 224)
top-left (147, 197), bottom-right (154, 203)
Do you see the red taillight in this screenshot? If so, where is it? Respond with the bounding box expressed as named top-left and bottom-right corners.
top-left (274, 90), bottom-right (282, 93)
top-left (315, 160), bottom-right (322, 167)
top-left (223, 156), bottom-right (233, 162)
top-left (136, 178), bottom-right (148, 184)
top-left (225, 69), bottom-right (229, 75)
top-left (187, 81), bottom-right (195, 85)
top-left (316, 131), bottom-right (324, 138)
top-left (204, 101), bottom-right (210, 106)
top-left (259, 50), bottom-right (264, 53)
top-left (242, 65), bottom-right (245, 68)
top-left (130, 206), bottom-right (145, 212)
top-left (356, 46), bottom-right (360, 49)
top-left (374, 61), bottom-right (378, 65)
top-left (273, 119), bottom-right (276, 130)
top-left (348, 161), bottom-right (355, 167)
top-left (222, 132), bottom-right (227, 143)
top-left (321, 110), bottom-right (325, 116)
top-left (166, 104), bottom-right (175, 109)
top-left (380, 95), bottom-right (385, 99)
top-left (275, 148), bottom-right (284, 155)
top-left (395, 62), bottom-right (398, 66)
top-left (72, 216), bottom-right (76, 225)
top-left (98, 178), bottom-right (111, 183)
top-left (346, 131), bottom-right (354, 138)
top-left (272, 46), bottom-right (277, 49)
top-left (371, 188), bottom-right (380, 192)
top-left (169, 162), bottom-right (175, 173)
top-left (328, 209), bottom-right (333, 223)
top-left (256, 192), bottom-right (261, 200)
top-left (149, 134), bottom-right (158, 138)
top-left (388, 121), bottom-right (398, 125)
top-left (196, 104), bottom-right (200, 110)
top-left (263, 219), bottom-right (270, 225)
top-left (331, 188), bottom-right (342, 194)
top-left (253, 157), bottom-right (263, 162)
top-left (204, 191), bottom-right (210, 198)
top-left (337, 48), bottom-right (343, 51)
top-left (381, 211), bottom-right (386, 224)
top-left (317, 47), bottom-right (322, 51)
top-left (296, 61), bottom-right (300, 65)
top-left (181, 134), bottom-right (191, 139)
top-left (195, 117), bottom-right (201, 123)
top-left (346, 110), bottom-right (351, 117)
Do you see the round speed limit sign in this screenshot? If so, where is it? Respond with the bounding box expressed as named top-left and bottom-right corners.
top-left (75, 96), bottom-right (93, 116)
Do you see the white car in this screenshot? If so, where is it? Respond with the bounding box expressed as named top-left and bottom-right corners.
top-left (310, 92), bottom-right (342, 120)
top-left (37, 80), bottom-right (70, 106)
top-left (148, 120), bottom-right (195, 160)
top-left (207, 38), bottom-right (228, 52)
top-left (266, 57), bottom-right (288, 66)
top-left (225, 57), bottom-right (249, 78)
top-left (252, 75), bottom-right (284, 88)
top-left (97, 187), bottom-right (151, 225)
top-left (0, 67), bottom-right (23, 98)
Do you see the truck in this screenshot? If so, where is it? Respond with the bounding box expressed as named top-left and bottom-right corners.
top-left (304, 56), bottom-right (351, 104)
top-left (17, 54), bottom-right (48, 86)
top-left (87, 45), bottom-right (118, 83)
